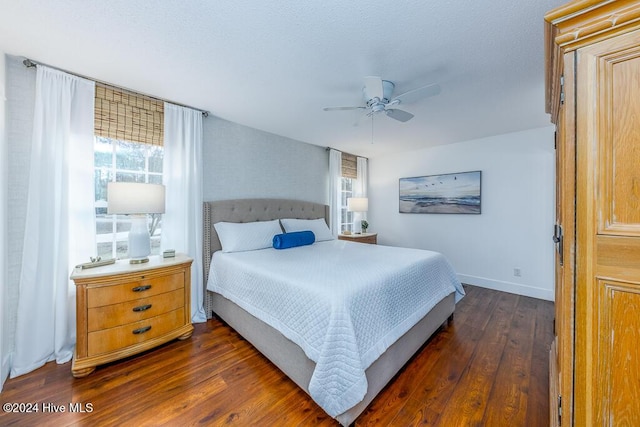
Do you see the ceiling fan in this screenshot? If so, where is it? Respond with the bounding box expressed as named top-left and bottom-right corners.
top-left (322, 76), bottom-right (441, 123)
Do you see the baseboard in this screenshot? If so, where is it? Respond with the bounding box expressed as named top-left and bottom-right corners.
top-left (458, 274), bottom-right (554, 302)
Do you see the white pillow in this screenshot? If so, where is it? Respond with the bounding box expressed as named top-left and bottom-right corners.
top-left (280, 218), bottom-right (334, 242)
top-left (214, 220), bottom-right (283, 253)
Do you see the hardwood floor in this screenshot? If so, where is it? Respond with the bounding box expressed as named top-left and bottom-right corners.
top-left (0, 285), bottom-right (553, 426)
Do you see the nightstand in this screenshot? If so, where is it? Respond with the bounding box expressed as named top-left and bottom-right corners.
top-left (70, 254), bottom-right (194, 377)
top-left (338, 232), bottom-right (378, 245)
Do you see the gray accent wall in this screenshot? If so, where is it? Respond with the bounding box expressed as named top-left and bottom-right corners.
top-left (4, 55), bottom-right (36, 382)
top-left (203, 116), bottom-right (328, 204)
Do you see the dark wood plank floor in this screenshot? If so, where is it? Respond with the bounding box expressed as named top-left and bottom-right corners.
top-left (0, 285), bottom-right (554, 426)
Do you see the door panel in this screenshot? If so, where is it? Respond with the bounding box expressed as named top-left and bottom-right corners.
top-left (598, 279), bottom-right (640, 425)
top-left (600, 50), bottom-right (640, 235)
top-left (575, 29), bottom-right (640, 426)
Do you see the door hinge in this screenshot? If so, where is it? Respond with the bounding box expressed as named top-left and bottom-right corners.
top-left (558, 395), bottom-right (562, 426)
top-left (560, 75), bottom-right (565, 105)
top-left (553, 224), bottom-right (564, 266)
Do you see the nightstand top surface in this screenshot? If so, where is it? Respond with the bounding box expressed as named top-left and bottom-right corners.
top-left (70, 253), bottom-right (192, 280)
top-left (339, 232), bottom-right (377, 238)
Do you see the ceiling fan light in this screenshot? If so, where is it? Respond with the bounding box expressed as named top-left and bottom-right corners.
top-left (381, 80), bottom-right (395, 103)
top-left (363, 79), bottom-right (395, 103)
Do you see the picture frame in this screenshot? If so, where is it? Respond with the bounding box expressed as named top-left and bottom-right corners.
top-left (399, 170), bottom-right (481, 214)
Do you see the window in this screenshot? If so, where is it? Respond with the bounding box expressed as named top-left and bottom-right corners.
top-left (94, 136), bottom-right (163, 259)
top-left (340, 177), bottom-right (354, 233)
top-left (93, 83), bottom-right (164, 259)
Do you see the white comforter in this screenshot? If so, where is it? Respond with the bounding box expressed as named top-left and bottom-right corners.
top-left (207, 239), bottom-right (464, 417)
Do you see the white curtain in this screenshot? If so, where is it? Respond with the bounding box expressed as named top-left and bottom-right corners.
top-left (328, 149), bottom-right (342, 236)
top-left (0, 55), bottom-right (8, 390)
top-left (11, 66), bottom-right (95, 377)
top-left (355, 156), bottom-right (368, 222)
top-left (162, 103), bottom-right (206, 323)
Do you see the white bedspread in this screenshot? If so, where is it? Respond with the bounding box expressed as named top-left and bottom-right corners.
top-left (207, 240), bottom-right (464, 417)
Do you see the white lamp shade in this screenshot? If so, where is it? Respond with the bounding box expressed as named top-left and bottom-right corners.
top-left (347, 197), bottom-right (368, 212)
top-left (107, 182), bottom-right (166, 214)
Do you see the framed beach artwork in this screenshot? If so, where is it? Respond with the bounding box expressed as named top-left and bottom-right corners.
top-left (399, 171), bottom-right (481, 214)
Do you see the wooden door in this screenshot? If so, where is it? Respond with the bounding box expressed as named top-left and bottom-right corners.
top-left (574, 28), bottom-right (640, 426)
top-left (551, 51), bottom-right (576, 427)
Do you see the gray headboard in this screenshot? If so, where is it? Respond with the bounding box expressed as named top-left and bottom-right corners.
top-left (203, 198), bottom-right (330, 317)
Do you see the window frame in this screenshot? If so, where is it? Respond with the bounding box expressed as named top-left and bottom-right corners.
top-left (340, 177), bottom-right (354, 233)
top-left (94, 136), bottom-right (164, 259)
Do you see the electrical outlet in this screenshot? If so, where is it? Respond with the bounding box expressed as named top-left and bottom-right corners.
top-left (514, 268), bottom-right (521, 277)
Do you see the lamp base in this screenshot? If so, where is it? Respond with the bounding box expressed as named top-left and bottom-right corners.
top-left (128, 215), bottom-right (151, 264)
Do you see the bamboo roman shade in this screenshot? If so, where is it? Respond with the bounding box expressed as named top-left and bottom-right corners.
top-left (341, 152), bottom-right (357, 179)
top-left (94, 84), bottom-right (164, 145)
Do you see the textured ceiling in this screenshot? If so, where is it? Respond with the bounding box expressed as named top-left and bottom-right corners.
top-left (0, 0), bottom-right (564, 158)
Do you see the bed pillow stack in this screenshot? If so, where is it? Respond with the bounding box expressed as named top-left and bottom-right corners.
top-left (214, 218), bottom-right (334, 253)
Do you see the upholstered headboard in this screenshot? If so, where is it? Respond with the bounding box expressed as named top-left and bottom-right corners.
top-left (202, 198), bottom-right (330, 317)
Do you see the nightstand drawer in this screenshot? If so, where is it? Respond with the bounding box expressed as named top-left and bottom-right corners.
top-left (338, 233), bottom-right (377, 244)
top-left (87, 288), bottom-right (184, 331)
top-left (87, 272), bottom-right (184, 308)
top-left (356, 234), bottom-right (377, 244)
top-left (88, 307), bottom-right (185, 356)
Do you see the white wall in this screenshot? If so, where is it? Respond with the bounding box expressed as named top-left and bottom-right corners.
top-left (202, 116), bottom-right (328, 204)
top-left (1, 52), bottom-right (9, 391)
top-left (2, 56), bottom-right (39, 384)
top-left (369, 127), bottom-right (556, 301)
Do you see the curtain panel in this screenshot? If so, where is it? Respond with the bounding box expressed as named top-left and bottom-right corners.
top-left (161, 103), bottom-right (206, 322)
top-left (0, 54), bottom-right (8, 390)
top-left (11, 66), bottom-right (96, 377)
top-left (354, 156), bottom-right (368, 222)
top-left (329, 149), bottom-right (342, 237)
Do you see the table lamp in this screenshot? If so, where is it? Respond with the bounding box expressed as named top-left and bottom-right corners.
top-left (347, 197), bottom-right (368, 234)
top-left (107, 182), bottom-right (165, 263)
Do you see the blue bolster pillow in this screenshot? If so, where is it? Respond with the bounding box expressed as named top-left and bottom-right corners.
top-left (273, 230), bottom-right (315, 250)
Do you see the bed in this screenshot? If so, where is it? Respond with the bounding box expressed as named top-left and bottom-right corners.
top-left (203, 198), bottom-right (464, 425)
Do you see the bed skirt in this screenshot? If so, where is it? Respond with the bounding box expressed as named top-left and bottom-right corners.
top-left (210, 290), bottom-right (455, 426)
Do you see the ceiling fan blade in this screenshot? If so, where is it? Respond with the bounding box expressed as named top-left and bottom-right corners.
top-left (392, 83), bottom-right (441, 105)
top-left (386, 108), bottom-right (414, 122)
top-left (364, 76), bottom-right (383, 100)
top-left (323, 106), bottom-right (365, 111)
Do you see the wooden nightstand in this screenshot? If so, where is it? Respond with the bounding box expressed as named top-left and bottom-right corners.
top-left (338, 232), bottom-right (377, 245)
top-left (70, 254), bottom-right (194, 377)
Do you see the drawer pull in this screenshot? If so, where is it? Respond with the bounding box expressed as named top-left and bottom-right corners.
top-left (132, 285), bottom-right (152, 292)
top-left (132, 326), bottom-right (152, 335)
top-left (133, 304), bottom-right (152, 312)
